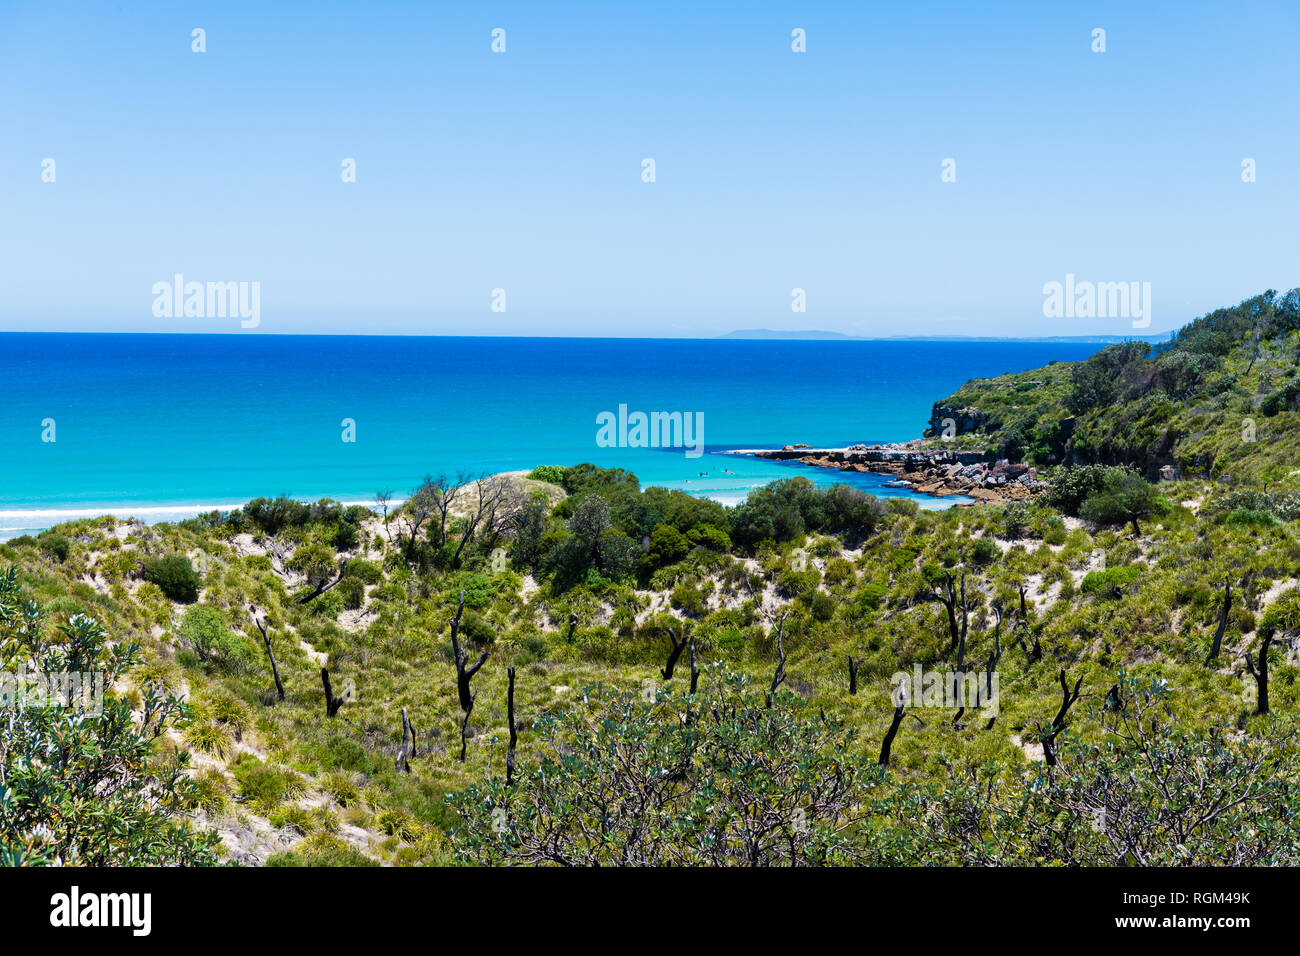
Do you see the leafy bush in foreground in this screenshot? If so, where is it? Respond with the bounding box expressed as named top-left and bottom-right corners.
top-left (449, 670), bottom-right (882, 866)
top-left (919, 677), bottom-right (1300, 865)
top-left (0, 567), bottom-right (220, 866)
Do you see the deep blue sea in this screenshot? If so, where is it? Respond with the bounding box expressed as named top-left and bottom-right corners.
top-left (0, 335), bottom-right (1102, 538)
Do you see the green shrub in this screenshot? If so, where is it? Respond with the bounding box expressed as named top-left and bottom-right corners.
top-left (1048, 464), bottom-right (1117, 516)
top-left (144, 554), bottom-right (202, 602)
top-left (38, 533), bottom-right (71, 563)
top-left (345, 558), bottom-right (384, 584)
top-left (243, 496), bottom-right (312, 534)
top-left (1078, 468), bottom-right (1166, 534)
top-left (331, 520), bottom-right (361, 551)
top-left (648, 524), bottom-right (690, 567)
top-left (231, 754), bottom-right (303, 814)
top-left (1001, 502), bottom-right (1031, 539)
top-left (775, 567), bottom-right (820, 598)
top-left (177, 604), bottom-right (251, 665)
top-left (306, 736), bottom-right (375, 774)
top-left (670, 581), bottom-right (707, 616)
top-left (823, 557), bottom-right (856, 586)
top-left (526, 465), bottom-right (568, 485)
top-left (687, 524), bottom-right (731, 552)
top-left (1038, 514), bottom-right (1068, 545)
top-left (802, 589), bottom-right (836, 621)
top-left (1259, 588), bottom-right (1300, 637)
top-left (1080, 565), bottom-right (1141, 598)
top-left (307, 588), bottom-right (346, 618)
top-left (1222, 507), bottom-right (1279, 528)
top-left (266, 836), bottom-right (378, 867)
top-left (183, 720), bottom-right (233, 758)
top-left (971, 537), bottom-right (1000, 566)
top-left (336, 576), bottom-right (366, 610)
top-left (854, 580), bottom-right (888, 611)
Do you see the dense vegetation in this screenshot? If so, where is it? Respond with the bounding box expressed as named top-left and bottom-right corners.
top-left (926, 289), bottom-right (1300, 485)
top-left (4, 291), bottom-right (1300, 867)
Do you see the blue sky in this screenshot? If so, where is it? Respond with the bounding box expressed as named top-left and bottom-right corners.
top-left (1, 0), bottom-right (1296, 337)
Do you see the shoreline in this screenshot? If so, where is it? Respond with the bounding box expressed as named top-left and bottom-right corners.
top-left (0, 458), bottom-right (973, 541)
top-left (0, 498), bottom-right (408, 542)
top-left (733, 440), bottom-right (1048, 505)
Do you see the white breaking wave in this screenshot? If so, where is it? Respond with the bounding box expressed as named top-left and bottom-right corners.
top-left (0, 498), bottom-right (402, 540)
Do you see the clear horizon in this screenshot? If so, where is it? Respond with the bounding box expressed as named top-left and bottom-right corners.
top-left (3, 0), bottom-right (1296, 337)
top-left (0, 328), bottom-right (1174, 340)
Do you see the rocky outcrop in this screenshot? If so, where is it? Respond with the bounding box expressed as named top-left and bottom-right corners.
top-left (763, 443), bottom-right (987, 467)
top-left (925, 405), bottom-right (990, 438)
top-left (752, 440), bottom-right (1049, 504)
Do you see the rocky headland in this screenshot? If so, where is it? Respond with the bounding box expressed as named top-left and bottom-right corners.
top-left (749, 440), bottom-right (1049, 504)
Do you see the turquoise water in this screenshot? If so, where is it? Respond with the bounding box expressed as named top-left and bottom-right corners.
top-left (0, 334), bottom-right (1101, 537)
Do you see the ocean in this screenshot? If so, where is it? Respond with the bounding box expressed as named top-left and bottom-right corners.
top-left (0, 334), bottom-right (1101, 539)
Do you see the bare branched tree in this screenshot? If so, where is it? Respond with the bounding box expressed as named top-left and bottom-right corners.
top-left (1016, 625), bottom-right (1042, 664)
top-left (449, 589), bottom-right (489, 761)
top-left (320, 667), bottom-right (345, 717)
top-left (397, 473), bottom-right (466, 549)
top-left (266, 536), bottom-right (291, 577)
top-left (452, 474), bottom-right (523, 567)
top-left (249, 604), bottom-right (284, 701)
top-left (1014, 582), bottom-right (1042, 664)
top-left (767, 624), bottom-right (788, 708)
top-left (505, 667), bottom-right (518, 788)
top-left (983, 607), bottom-right (1002, 730)
top-left (375, 490), bottom-right (394, 540)
top-left (476, 476), bottom-right (526, 556)
top-left (744, 571), bottom-right (790, 708)
top-left (1245, 632), bottom-right (1275, 715)
top-left (1205, 580), bottom-right (1232, 664)
top-left (879, 683), bottom-right (922, 766)
top-left (662, 625), bottom-right (689, 680)
top-left (1042, 669), bottom-right (1084, 767)
top-left (689, 637), bottom-right (700, 696)
top-left (954, 574), bottom-right (970, 664)
top-left (296, 558), bottom-right (350, 605)
top-left (396, 707), bottom-right (415, 773)
top-left (923, 572), bottom-right (968, 654)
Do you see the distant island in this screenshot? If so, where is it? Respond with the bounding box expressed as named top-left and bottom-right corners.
top-left (718, 329), bottom-right (858, 340)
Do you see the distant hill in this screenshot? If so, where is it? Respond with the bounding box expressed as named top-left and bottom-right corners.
top-left (921, 289), bottom-right (1300, 484)
top-left (718, 329), bottom-right (859, 340)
